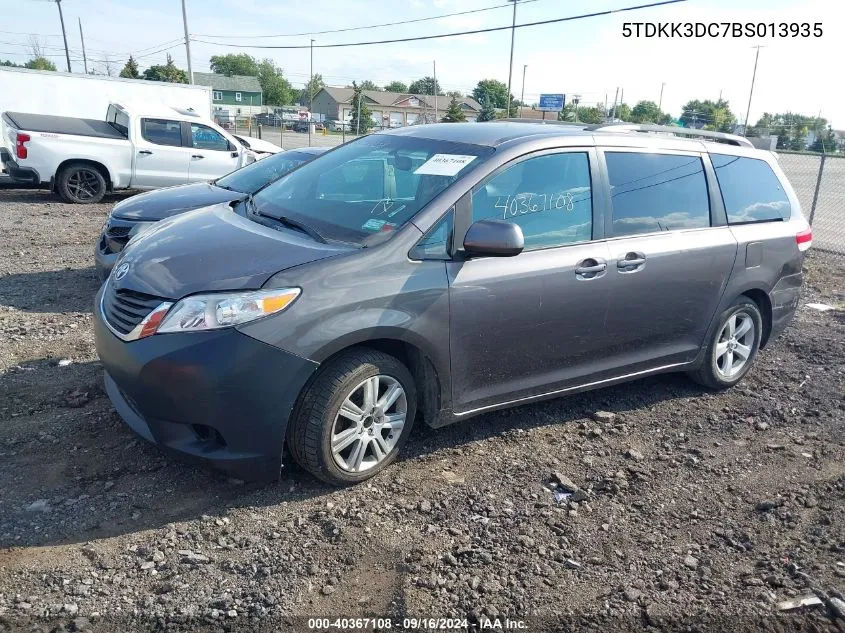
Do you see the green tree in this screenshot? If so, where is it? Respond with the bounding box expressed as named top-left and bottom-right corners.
top-left (209, 53), bottom-right (259, 76)
top-left (475, 94), bottom-right (497, 122)
top-left (384, 80), bottom-right (407, 93)
top-left (119, 55), bottom-right (140, 79)
top-left (358, 80), bottom-right (379, 91)
top-left (24, 56), bottom-right (57, 71)
top-left (441, 95), bottom-right (467, 123)
top-left (143, 54), bottom-right (188, 83)
top-left (446, 90), bottom-right (464, 100)
top-left (257, 58), bottom-right (293, 105)
top-left (679, 99), bottom-right (736, 132)
top-left (630, 100), bottom-right (670, 124)
top-left (408, 76), bottom-right (442, 96)
top-left (809, 125), bottom-right (836, 153)
top-left (471, 79), bottom-right (516, 115)
top-left (1, 59), bottom-right (22, 67)
top-left (348, 82), bottom-right (373, 134)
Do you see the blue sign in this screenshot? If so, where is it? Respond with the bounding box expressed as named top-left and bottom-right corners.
top-left (538, 94), bottom-right (565, 112)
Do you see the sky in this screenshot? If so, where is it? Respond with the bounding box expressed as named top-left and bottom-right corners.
top-left (0, 0), bottom-right (839, 127)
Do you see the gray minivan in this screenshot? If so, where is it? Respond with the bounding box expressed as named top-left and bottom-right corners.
top-left (93, 122), bottom-right (811, 485)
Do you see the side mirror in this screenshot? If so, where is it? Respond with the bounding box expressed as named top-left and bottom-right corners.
top-left (463, 219), bottom-right (524, 257)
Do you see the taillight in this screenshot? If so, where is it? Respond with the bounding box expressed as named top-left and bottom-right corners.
top-left (796, 228), bottom-right (812, 252)
top-left (15, 133), bottom-right (30, 160)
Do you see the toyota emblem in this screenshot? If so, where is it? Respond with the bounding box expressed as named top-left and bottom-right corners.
top-left (113, 261), bottom-right (131, 281)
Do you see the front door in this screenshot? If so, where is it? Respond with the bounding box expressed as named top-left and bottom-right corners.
top-left (447, 148), bottom-right (613, 414)
top-left (599, 149), bottom-right (738, 371)
top-left (186, 122), bottom-right (241, 182)
top-left (132, 118), bottom-right (191, 188)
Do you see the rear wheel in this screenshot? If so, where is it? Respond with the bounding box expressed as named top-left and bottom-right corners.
top-left (57, 163), bottom-right (107, 204)
top-left (689, 296), bottom-right (763, 390)
top-left (287, 349), bottom-right (417, 486)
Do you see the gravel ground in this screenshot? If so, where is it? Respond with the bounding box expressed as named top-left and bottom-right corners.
top-left (0, 188), bottom-right (844, 632)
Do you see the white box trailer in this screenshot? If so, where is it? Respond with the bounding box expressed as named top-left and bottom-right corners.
top-left (0, 66), bottom-right (211, 173)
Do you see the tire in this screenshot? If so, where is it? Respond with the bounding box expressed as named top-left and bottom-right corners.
top-left (287, 349), bottom-right (417, 486)
top-left (689, 296), bottom-right (763, 390)
top-left (57, 163), bottom-right (107, 204)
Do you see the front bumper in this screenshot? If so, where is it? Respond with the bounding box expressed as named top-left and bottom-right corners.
top-left (94, 287), bottom-right (319, 480)
top-left (94, 215), bottom-right (153, 280)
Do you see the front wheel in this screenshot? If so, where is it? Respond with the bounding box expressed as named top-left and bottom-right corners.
top-left (57, 163), bottom-right (107, 204)
top-left (286, 349), bottom-right (417, 486)
top-left (689, 296), bottom-right (763, 390)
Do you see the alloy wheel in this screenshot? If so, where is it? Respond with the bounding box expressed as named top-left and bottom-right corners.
top-left (715, 311), bottom-right (756, 378)
top-left (330, 374), bottom-right (407, 473)
top-left (67, 169), bottom-right (102, 201)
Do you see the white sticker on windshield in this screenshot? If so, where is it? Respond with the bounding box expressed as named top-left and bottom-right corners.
top-left (414, 154), bottom-right (477, 176)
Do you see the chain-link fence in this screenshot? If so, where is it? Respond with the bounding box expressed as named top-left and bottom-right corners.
top-left (779, 152), bottom-right (845, 256)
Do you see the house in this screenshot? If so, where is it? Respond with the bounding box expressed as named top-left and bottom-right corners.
top-left (311, 86), bottom-right (482, 127)
top-left (193, 72), bottom-right (263, 120)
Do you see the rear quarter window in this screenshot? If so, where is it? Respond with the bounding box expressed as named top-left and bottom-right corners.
top-left (711, 154), bottom-right (790, 224)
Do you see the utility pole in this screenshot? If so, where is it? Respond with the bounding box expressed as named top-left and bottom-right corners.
top-left (53, 0), bottom-right (71, 72)
top-left (78, 18), bottom-right (88, 74)
top-left (505, 0), bottom-right (517, 117)
top-left (743, 45), bottom-right (764, 136)
top-left (181, 0), bottom-right (194, 83)
top-left (356, 91), bottom-right (362, 136)
top-left (433, 60), bottom-right (437, 122)
top-left (611, 87), bottom-right (619, 120)
top-left (309, 39), bottom-right (314, 146)
top-left (519, 64), bottom-right (527, 118)
top-left (658, 82), bottom-right (665, 110)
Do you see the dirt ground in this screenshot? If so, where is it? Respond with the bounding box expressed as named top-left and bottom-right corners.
top-left (0, 188), bottom-right (843, 633)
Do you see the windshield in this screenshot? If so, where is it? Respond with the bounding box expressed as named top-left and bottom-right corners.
top-left (216, 151), bottom-right (315, 194)
top-left (252, 134), bottom-right (493, 246)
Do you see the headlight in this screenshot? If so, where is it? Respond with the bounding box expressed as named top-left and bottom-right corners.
top-left (156, 288), bottom-right (300, 334)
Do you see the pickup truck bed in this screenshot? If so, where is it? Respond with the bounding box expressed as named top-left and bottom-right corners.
top-left (3, 112), bottom-right (127, 140)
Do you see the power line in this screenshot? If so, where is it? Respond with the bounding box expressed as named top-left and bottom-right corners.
top-left (194, 0), bottom-right (543, 39)
top-left (191, 0), bottom-right (688, 49)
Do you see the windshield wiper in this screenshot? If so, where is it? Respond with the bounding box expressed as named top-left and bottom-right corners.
top-left (245, 195), bottom-right (328, 244)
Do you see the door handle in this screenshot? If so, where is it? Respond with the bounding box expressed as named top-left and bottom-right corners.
top-left (575, 258), bottom-right (607, 280)
top-left (617, 252), bottom-right (646, 272)
top-left (138, 150), bottom-right (153, 155)
top-left (192, 154), bottom-right (205, 159)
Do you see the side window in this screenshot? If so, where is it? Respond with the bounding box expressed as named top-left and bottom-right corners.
top-left (605, 152), bottom-right (710, 237)
top-left (471, 152), bottom-right (592, 251)
top-left (141, 118), bottom-right (182, 147)
top-left (410, 209), bottom-right (453, 260)
top-left (711, 154), bottom-right (790, 223)
top-left (191, 123), bottom-right (230, 151)
top-left (316, 159), bottom-right (384, 201)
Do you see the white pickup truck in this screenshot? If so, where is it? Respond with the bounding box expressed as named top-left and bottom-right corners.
top-left (1, 102), bottom-right (270, 203)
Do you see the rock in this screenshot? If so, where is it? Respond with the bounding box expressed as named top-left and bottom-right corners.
top-left (178, 550), bottom-right (210, 564)
top-left (625, 448), bottom-right (645, 462)
top-left (564, 559), bottom-right (581, 570)
top-left (26, 499), bottom-right (51, 513)
top-left (624, 587), bottom-right (642, 602)
top-left (683, 555), bottom-right (699, 570)
top-left (419, 500), bottom-right (432, 513)
top-left (139, 561), bottom-right (155, 570)
top-left (755, 421), bottom-right (770, 431)
top-left (443, 553), bottom-right (458, 566)
top-left (592, 411), bottom-right (616, 423)
top-left (756, 500), bottom-right (779, 512)
top-left (62, 604), bottom-right (79, 616)
top-left (552, 473), bottom-right (588, 501)
top-left (103, 481), bottom-right (115, 491)
top-left (152, 550), bottom-right (165, 562)
top-left (227, 609), bottom-right (238, 617)
top-left (321, 585), bottom-right (335, 595)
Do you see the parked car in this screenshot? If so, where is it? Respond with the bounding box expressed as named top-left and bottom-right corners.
top-left (292, 120), bottom-right (309, 133)
top-left (329, 120), bottom-right (351, 132)
top-left (95, 146), bottom-right (326, 279)
top-left (1, 103), bottom-right (253, 203)
top-left (94, 122), bottom-right (810, 485)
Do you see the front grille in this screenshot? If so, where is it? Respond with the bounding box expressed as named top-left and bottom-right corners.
top-left (102, 284), bottom-right (166, 335)
top-left (104, 223), bottom-right (132, 253)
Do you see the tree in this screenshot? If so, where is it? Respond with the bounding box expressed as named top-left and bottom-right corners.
top-left (209, 53), bottom-right (259, 76)
top-left (471, 79), bottom-right (516, 116)
top-left (441, 95), bottom-right (467, 123)
top-left (630, 100), bottom-right (670, 124)
top-left (408, 76), bottom-right (442, 96)
top-left (348, 82), bottom-right (373, 135)
top-left (119, 55), bottom-right (140, 79)
top-left (809, 125), bottom-right (836, 153)
top-left (358, 80), bottom-right (379, 91)
top-left (384, 80), bottom-right (407, 93)
top-left (143, 54), bottom-right (188, 83)
top-left (25, 56), bottom-right (57, 71)
top-left (679, 99), bottom-right (736, 132)
top-left (1, 59), bottom-right (22, 67)
top-left (257, 58), bottom-right (293, 106)
top-left (476, 94), bottom-right (497, 122)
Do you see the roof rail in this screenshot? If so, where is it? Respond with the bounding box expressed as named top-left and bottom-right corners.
top-left (497, 118), bottom-right (585, 127)
top-left (587, 123), bottom-right (754, 148)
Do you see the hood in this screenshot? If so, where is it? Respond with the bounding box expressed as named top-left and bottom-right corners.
top-left (111, 182), bottom-right (243, 221)
top-left (112, 202), bottom-right (354, 299)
